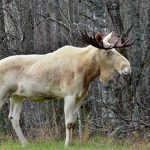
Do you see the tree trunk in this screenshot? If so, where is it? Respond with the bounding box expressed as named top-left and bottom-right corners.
top-left (0, 0), bottom-right (8, 58)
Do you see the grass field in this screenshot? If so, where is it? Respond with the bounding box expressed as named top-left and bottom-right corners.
top-left (0, 137), bottom-right (150, 150)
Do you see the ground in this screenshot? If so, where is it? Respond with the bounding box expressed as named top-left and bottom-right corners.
top-left (0, 136), bottom-right (150, 150)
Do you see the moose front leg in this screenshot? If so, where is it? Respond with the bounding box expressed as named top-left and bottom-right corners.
top-left (9, 97), bottom-right (28, 147)
top-left (64, 95), bottom-right (78, 147)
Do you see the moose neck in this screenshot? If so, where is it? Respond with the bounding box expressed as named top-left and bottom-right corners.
top-left (82, 45), bottom-right (100, 89)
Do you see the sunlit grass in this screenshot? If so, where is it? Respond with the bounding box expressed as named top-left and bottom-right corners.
top-left (0, 136), bottom-right (150, 150)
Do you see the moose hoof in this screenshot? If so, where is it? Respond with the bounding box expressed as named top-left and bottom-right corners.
top-left (65, 142), bottom-right (72, 147)
top-left (21, 140), bottom-right (29, 148)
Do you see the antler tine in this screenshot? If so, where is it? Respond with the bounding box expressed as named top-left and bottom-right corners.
top-left (80, 29), bottom-right (91, 44)
top-left (114, 38), bottom-right (120, 47)
top-left (122, 38), bottom-right (131, 46)
top-left (114, 38), bottom-right (136, 48)
top-left (92, 31), bottom-right (96, 39)
top-left (82, 29), bottom-right (88, 41)
top-left (83, 29), bottom-right (94, 44)
top-left (126, 39), bottom-right (136, 46)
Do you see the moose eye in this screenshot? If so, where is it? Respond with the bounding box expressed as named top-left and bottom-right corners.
top-left (106, 51), bottom-right (112, 56)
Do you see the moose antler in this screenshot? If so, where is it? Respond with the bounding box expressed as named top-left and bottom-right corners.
top-left (80, 29), bottom-right (135, 50)
top-left (110, 34), bottom-right (136, 48)
top-left (80, 29), bottom-right (104, 48)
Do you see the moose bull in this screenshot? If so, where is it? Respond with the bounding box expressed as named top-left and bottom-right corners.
top-left (0, 31), bottom-right (134, 146)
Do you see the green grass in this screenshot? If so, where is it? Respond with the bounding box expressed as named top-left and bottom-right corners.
top-left (0, 137), bottom-right (150, 150)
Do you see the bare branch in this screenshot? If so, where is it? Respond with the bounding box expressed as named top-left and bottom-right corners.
top-left (36, 13), bottom-right (69, 31)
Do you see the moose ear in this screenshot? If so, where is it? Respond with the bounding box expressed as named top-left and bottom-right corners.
top-left (95, 32), bottom-right (103, 43)
top-left (103, 31), bottom-right (113, 42)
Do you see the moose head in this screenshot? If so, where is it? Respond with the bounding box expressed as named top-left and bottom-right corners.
top-left (80, 30), bottom-right (135, 82)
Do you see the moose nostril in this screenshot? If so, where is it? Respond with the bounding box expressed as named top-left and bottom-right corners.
top-left (123, 66), bottom-right (132, 75)
top-left (122, 66), bottom-right (129, 75)
top-left (123, 70), bottom-right (128, 74)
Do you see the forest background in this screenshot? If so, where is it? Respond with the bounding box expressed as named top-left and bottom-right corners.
top-left (0, 0), bottom-right (149, 142)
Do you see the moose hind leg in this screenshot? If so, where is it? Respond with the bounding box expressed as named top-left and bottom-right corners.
top-left (64, 95), bottom-right (79, 147)
top-left (8, 97), bottom-right (28, 147)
